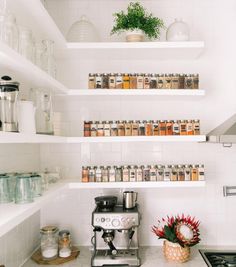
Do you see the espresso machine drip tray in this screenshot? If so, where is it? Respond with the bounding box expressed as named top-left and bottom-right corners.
top-left (93, 249), bottom-right (140, 267)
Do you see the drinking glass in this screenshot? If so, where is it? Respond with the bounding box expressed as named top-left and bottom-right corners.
top-left (19, 27), bottom-right (34, 61)
top-left (15, 175), bottom-right (34, 204)
top-left (35, 41), bottom-right (46, 69)
top-left (0, 175), bottom-right (12, 203)
top-left (42, 39), bottom-right (56, 78)
top-left (30, 174), bottom-right (42, 197)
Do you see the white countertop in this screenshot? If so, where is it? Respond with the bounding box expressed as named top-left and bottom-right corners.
top-left (22, 246), bottom-right (207, 267)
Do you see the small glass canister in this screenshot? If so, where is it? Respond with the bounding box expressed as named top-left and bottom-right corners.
top-left (40, 226), bottom-right (59, 260)
top-left (59, 230), bottom-right (72, 258)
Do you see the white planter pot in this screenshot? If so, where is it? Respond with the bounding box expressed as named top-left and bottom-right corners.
top-left (125, 29), bottom-right (144, 42)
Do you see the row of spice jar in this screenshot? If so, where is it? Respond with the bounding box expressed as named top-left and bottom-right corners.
top-left (82, 164), bottom-right (205, 183)
top-left (84, 120), bottom-right (200, 137)
top-left (88, 73), bottom-right (199, 90)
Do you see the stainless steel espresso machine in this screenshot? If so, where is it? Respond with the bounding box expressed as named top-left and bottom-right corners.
top-left (92, 193), bottom-right (141, 267)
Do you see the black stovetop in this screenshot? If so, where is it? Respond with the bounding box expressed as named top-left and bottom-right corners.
top-left (200, 250), bottom-right (236, 267)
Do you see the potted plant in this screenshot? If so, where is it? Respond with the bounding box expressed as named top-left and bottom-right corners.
top-left (111, 2), bottom-right (165, 42)
top-left (152, 215), bottom-right (200, 263)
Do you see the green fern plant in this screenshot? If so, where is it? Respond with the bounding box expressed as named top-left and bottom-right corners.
top-left (111, 2), bottom-right (165, 39)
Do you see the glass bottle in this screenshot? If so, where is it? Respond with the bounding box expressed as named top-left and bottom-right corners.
top-left (104, 121), bottom-right (111, 136)
top-left (165, 74), bottom-right (172, 89)
top-left (193, 74), bottom-right (199, 89)
top-left (150, 74), bottom-right (157, 89)
top-left (88, 73), bottom-right (95, 89)
top-left (153, 120), bottom-right (159, 136)
top-left (109, 73), bottom-right (116, 89)
top-left (129, 165), bottom-right (136, 182)
top-left (193, 120), bottom-right (200, 135)
top-left (139, 121), bottom-right (145, 136)
top-left (180, 120), bottom-right (187, 135)
top-left (198, 164), bottom-right (205, 181)
top-left (90, 121), bottom-right (97, 137)
top-left (35, 42), bottom-right (46, 69)
top-left (191, 165), bottom-right (199, 181)
top-left (40, 226), bottom-right (58, 260)
top-left (84, 121), bottom-right (91, 137)
top-left (144, 74), bottom-right (150, 89)
top-left (118, 120), bottom-right (125, 136)
top-left (166, 120), bottom-right (173, 135)
top-left (125, 120), bottom-right (132, 136)
top-left (170, 165), bottom-right (178, 181)
top-left (178, 165), bottom-right (185, 181)
top-left (145, 120), bottom-right (153, 136)
top-left (115, 73), bottom-right (123, 89)
top-left (164, 165), bottom-right (171, 181)
top-left (172, 120), bottom-right (180, 135)
top-left (137, 73), bottom-right (144, 89)
top-left (171, 73), bottom-right (179, 89)
top-left (111, 120), bottom-right (118, 136)
top-left (95, 166), bottom-right (102, 182)
top-left (42, 39), bottom-right (56, 78)
top-left (115, 166), bottom-right (122, 182)
top-left (95, 74), bottom-right (102, 89)
top-left (19, 27), bottom-right (33, 61)
top-left (184, 165), bottom-right (191, 181)
top-left (157, 74), bottom-right (164, 89)
top-left (159, 120), bottom-right (166, 136)
top-left (122, 166), bottom-right (129, 182)
top-left (102, 166), bottom-right (109, 182)
top-left (187, 120), bottom-right (194, 135)
top-left (129, 73), bottom-right (137, 89)
top-left (102, 73), bottom-right (109, 89)
top-left (89, 167), bottom-right (95, 182)
top-left (123, 73), bottom-right (130, 89)
top-left (143, 165), bottom-right (150, 181)
top-left (97, 121), bottom-right (104, 137)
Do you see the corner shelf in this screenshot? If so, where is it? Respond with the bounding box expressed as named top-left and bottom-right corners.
top-left (66, 89), bottom-right (205, 97)
top-left (69, 181), bottom-right (206, 189)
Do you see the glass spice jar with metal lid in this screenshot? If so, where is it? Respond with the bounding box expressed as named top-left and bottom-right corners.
top-left (129, 165), bottom-right (136, 182)
top-left (184, 74), bottom-right (193, 89)
top-left (125, 120), bottom-right (132, 136)
top-left (159, 120), bottom-right (166, 136)
top-left (190, 165), bottom-right (199, 181)
top-left (104, 121), bottom-right (111, 136)
top-left (88, 73), bottom-right (95, 89)
top-left (58, 230), bottom-right (72, 258)
top-left (180, 120), bottom-right (187, 135)
top-left (95, 166), bottom-right (102, 182)
top-left (145, 120), bottom-right (153, 136)
top-left (139, 120), bottom-right (145, 136)
top-left (84, 121), bottom-right (91, 137)
top-left (193, 74), bottom-right (199, 89)
top-left (122, 166), bottom-right (129, 182)
top-left (144, 74), bottom-right (150, 89)
top-left (131, 120), bottom-right (139, 136)
top-left (137, 73), bottom-right (144, 89)
top-left (184, 165), bottom-right (191, 181)
top-left (90, 121), bottom-right (97, 137)
top-left (165, 74), bottom-right (172, 89)
top-left (95, 73), bottom-right (102, 89)
top-left (150, 165), bottom-right (157, 181)
top-left (187, 120), bottom-right (194, 135)
top-left (143, 165), bottom-right (150, 181)
top-left (123, 73), bottom-right (130, 89)
top-left (109, 166), bottom-right (116, 182)
top-left (177, 165), bottom-right (185, 181)
top-left (118, 120), bottom-right (125, 136)
top-left (164, 165), bottom-right (171, 181)
top-left (102, 166), bottom-right (109, 182)
top-left (111, 120), bottom-right (118, 136)
top-left (157, 74), bottom-right (164, 89)
top-left (115, 73), bottom-right (123, 89)
top-left (82, 166), bottom-right (89, 183)
top-left (129, 73), bottom-right (137, 89)
top-left (40, 225), bottom-right (59, 260)
top-left (102, 73), bottom-right (109, 89)
top-left (198, 164), bottom-right (205, 181)
top-left (109, 73), bottom-right (116, 89)
top-left (97, 121), bottom-right (104, 137)
top-left (171, 73), bottom-right (179, 89)
top-left (166, 120), bottom-right (173, 135)
top-left (179, 74), bottom-right (185, 89)
top-left (170, 165), bottom-right (178, 181)
top-left (193, 119), bottom-right (200, 135)
top-left (153, 120), bottom-right (159, 136)
top-left (150, 74), bottom-right (157, 89)
top-left (115, 166), bottom-right (122, 182)
top-left (172, 120), bottom-right (180, 135)
top-left (136, 166), bottom-right (143, 182)
top-left (89, 167), bottom-right (95, 183)
top-left (156, 165), bottom-right (164, 181)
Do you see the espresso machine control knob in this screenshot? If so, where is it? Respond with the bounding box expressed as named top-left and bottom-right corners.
top-left (111, 218), bottom-right (120, 227)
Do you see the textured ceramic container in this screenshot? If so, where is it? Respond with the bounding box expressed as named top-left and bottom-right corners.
top-left (125, 29), bottom-right (144, 42)
top-left (163, 240), bottom-right (190, 263)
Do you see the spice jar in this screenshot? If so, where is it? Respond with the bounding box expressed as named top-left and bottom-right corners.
top-left (170, 165), bottom-right (178, 181)
top-left (84, 121), bottom-right (91, 137)
top-left (116, 73), bottom-right (123, 89)
top-left (184, 165), bottom-right (191, 181)
top-left (123, 73), bottom-right (130, 89)
top-left (122, 166), bottom-right (129, 182)
top-left (150, 74), bottom-right (157, 89)
top-left (139, 121), bottom-right (145, 136)
top-left (134, 166), bottom-right (142, 182)
top-left (153, 120), bottom-right (159, 136)
top-left (111, 120), bottom-right (118, 136)
top-left (165, 74), bottom-right (172, 89)
top-left (159, 120), bottom-right (166, 136)
top-left (172, 120), bottom-right (180, 135)
top-left (171, 73), bottom-right (179, 89)
top-left (156, 165), bottom-right (164, 181)
top-left (180, 120), bottom-right (187, 135)
top-left (109, 166), bottom-right (116, 182)
top-left (166, 120), bottom-right (173, 135)
top-left (150, 165), bottom-right (157, 181)
top-left (143, 165), bottom-right (150, 181)
top-left (89, 167), bottom-right (95, 182)
top-left (104, 121), bottom-right (111, 136)
top-left (137, 73), bottom-right (144, 89)
top-left (40, 226), bottom-right (58, 260)
top-left (193, 120), bottom-right (200, 135)
top-left (164, 165), bottom-right (171, 181)
top-left (184, 74), bottom-right (193, 89)
top-left (145, 120), bottom-right (153, 136)
top-left (109, 73), bottom-right (116, 89)
top-left (115, 166), bottom-right (122, 182)
top-left (144, 74), bottom-right (150, 89)
top-left (187, 120), bottom-right (194, 135)
top-left (102, 73), bottom-right (109, 89)
top-left (193, 74), bottom-right (199, 89)
top-left (95, 166), bottom-right (102, 182)
top-left (90, 121), bottom-right (97, 137)
top-left (125, 120), bottom-right (132, 136)
top-left (97, 121), bottom-right (104, 137)
top-left (82, 166), bottom-right (89, 183)
top-left (129, 165), bottom-right (136, 182)
top-left (59, 230), bottom-right (71, 258)
top-left (131, 120), bottom-right (139, 136)
top-left (102, 166), bottom-right (109, 182)
top-left (191, 165), bottom-right (199, 181)
top-left (118, 120), bottom-right (125, 136)
top-left (88, 73), bottom-right (95, 89)
top-left (129, 73), bottom-right (136, 89)
top-left (179, 74), bottom-right (185, 89)
top-left (157, 74), bottom-right (164, 89)
top-left (95, 74), bottom-right (102, 89)
top-left (177, 165), bottom-right (185, 181)
top-left (198, 164), bottom-right (205, 181)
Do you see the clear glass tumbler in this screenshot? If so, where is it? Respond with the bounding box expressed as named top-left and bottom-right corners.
top-left (42, 39), bottom-right (56, 78)
top-left (15, 175), bottom-right (34, 204)
top-left (0, 175), bottom-right (12, 203)
top-left (19, 27), bottom-right (34, 61)
top-left (30, 174), bottom-right (42, 197)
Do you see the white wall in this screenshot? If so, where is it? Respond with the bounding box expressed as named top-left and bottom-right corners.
top-left (40, 0), bottom-right (236, 247)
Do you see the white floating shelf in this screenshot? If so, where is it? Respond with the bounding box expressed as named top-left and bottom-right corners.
top-left (69, 181), bottom-right (206, 189)
top-left (66, 89), bottom-right (205, 96)
top-left (0, 132), bottom-right (67, 144)
top-left (0, 183), bottom-right (66, 238)
top-left (64, 41), bottom-right (205, 60)
top-left (68, 135), bottom-right (206, 143)
top-left (0, 42), bottom-right (68, 94)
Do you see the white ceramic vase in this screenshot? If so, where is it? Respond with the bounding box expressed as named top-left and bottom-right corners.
top-left (125, 29), bottom-right (144, 42)
top-left (166, 18), bottom-right (190, 41)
